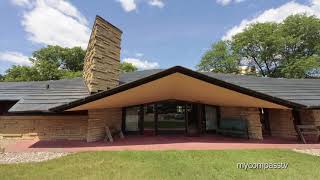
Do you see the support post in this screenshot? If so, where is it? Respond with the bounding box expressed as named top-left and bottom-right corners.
top-left (185, 104), bottom-right (189, 136)
top-left (292, 109), bottom-right (304, 143)
top-left (216, 106), bottom-right (221, 129)
top-left (197, 103), bottom-right (203, 134)
top-left (154, 103), bottom-right (158, 135)
top-left (121, 107), bottom-right (126, 134)
top-left (139, 105), bottom-right (144, 135)
top-left (201, 104), bottom-right (206, 134)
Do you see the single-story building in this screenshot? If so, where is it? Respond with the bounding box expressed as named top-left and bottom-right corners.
top-left (0, 16), bottom-right (320, 143)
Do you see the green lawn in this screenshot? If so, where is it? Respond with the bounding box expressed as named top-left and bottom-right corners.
top-left (0, 150), bottom-right (319, 180)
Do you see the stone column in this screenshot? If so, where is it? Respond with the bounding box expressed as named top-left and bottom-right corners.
top-left (240, 108), bottom-right (263, 140)
top-left (220, 107), bottom-right (263, 140)
top-left (268, 109), bottom-right (296, 138)
top-left (87, 108), bottom-right (122, 142)
top-left (83, 16), bottom-right (122, 93)
top-left (300, 109), bottom-right (320, 126)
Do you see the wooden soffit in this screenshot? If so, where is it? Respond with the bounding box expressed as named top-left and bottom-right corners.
top-left (66, 73), bottom-right (290, 111)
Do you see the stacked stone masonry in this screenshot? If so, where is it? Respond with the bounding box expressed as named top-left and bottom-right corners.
top-left (83, 16), bottom-right (122, 93)
top-left (220, 107), bottom-right (263, 140)
top-left (300, 109), bottom-right (320, 126)
top-left (0, 108), bottom-right (122, 142)
top-left (0, 115), bottom-right (88, 140)
top-left (1, 108), bottom-right (318, 141)
top-left (87, 108), bottom-right (122, 142)
top-left (268, 109), bottom-right (297, 138)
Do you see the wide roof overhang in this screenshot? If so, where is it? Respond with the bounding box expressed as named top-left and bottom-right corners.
top-left (50, 66), bottom-right (305, 112)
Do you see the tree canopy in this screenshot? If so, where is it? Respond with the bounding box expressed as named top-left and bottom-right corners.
top-left (198, 40), bottom-right (239, 73)
top-left (1, 45), bottom-right (138, 82)
top-left (120, 62), bottom-right (138, 73)
top-left (198, 14), bottom-right (320, 78)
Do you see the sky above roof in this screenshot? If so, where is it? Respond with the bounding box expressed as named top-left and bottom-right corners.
top-left (0, 0), bottom-right (319, 74)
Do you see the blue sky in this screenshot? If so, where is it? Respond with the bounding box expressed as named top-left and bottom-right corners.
top-left (0, 0), bottom-right (318, 74)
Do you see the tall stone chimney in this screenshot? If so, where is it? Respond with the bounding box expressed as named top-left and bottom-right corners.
top-left (83, 16), bottom-right (122, 93)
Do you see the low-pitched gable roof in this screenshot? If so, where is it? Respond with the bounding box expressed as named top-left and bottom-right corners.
top-left (0, 78), bottom-right (89, 113)
top-left (0, 71), bottom-right (163, 113)
top-left (1, 66), bottom-right (320, 113)
top-left (50, 66), bottom-right (320, 112)
top-left (203, 73), bottom-right (320, 108)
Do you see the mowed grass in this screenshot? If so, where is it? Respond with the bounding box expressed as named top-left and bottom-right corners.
top-left (0, 150), bottom-right (319, 180)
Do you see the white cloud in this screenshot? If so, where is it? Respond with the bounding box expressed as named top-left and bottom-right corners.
top-left (11, 0), bottom-right (32, 7)
top-left (123, 58), bottom-right (160, 70)
top-left (223, 0), bottom-right (320, 40)
top-left (116, 0), bottom-right (165, 12)
top-left (216, 0), bottom-right (232, 6)
top-left (12, 0), bottom-right (90, 48)
top-left (0, 51), bottom-right (31, 66)
top-left (116, 0), bottom-right (137, 12)
top-left (148, 0), bottom-right (165, 8)
top-left (135, 53), bottom-right (144, 57)
top-left (216, 0), bottom-right (245, 6)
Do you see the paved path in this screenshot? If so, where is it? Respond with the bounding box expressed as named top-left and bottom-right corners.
top-left (4, 135), bottom-right (320, 152)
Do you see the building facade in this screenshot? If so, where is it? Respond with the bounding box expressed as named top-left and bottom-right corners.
top-left (1, 16), bottom-right (320, 143)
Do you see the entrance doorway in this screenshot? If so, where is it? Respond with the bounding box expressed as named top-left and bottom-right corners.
top-left (185, 104), bottom-right (201, 136)
top-left (157, 102), bottom-right (185, 134)
top-left (205, 105), bottom-right (218, 133)
top-left (122, 101), bottom-right (219, 136)
top-left (260, 108), bottom-right (271, 136)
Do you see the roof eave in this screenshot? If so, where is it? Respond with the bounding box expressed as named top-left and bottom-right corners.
top-left (49, 66), bottom-right (306, 112)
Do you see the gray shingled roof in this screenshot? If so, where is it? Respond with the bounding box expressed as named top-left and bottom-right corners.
top-left (202, 73), bottom-right (320, 108)
top-left (121, 70), bottom-right (320, 108)
top-left (1, 69), bottom-right (320, 112)
top-left (119, 69), bottom-right (164, 84)
top-left (0, 71), bottom-right (164, 113)
top-left (0, 78), bottom-right (89, 112)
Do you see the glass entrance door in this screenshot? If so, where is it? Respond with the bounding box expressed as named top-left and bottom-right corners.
top-left (186, 104), bottom-right (201, 136)
top-left (143, 104), bottom-right (155, 135)
top-left (123, 102), bottom-right (218, 136)
top-left (205, 105), bottom-right (218, 133)
top-left (157, 102), bottom-right (185, 134)
top-left (125, 106), bottom-right (139, 133)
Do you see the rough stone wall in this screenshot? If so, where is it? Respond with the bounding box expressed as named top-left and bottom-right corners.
top-left (220, 107), bottom-right (263, 140)
top-left (268, 109), bottom-right (297, 138)
top-left (83, 16), bottom-right (122, 93)
top-left (87, 108), bottom-right (122, 142)
top-left (0, 115), bottom-right (88, 140)
top-left (312, 110), bottom-right (320, 125)
top-left (300, 109), bottom-right (320, 126)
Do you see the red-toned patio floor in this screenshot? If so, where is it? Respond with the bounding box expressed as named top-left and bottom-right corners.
top-left (5, 135), bottom-right (320, 152)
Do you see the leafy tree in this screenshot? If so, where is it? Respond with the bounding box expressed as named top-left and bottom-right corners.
top-left (3, 45), bottom-right (139, 82)
top-left (277, 14), bottom-right (320, 77)
top-left (3, 65), bottom-right (40, 82)
top-left (59, 70), bottom-right (83, 79)
top-left (60, 47), bottom-right (85, 71)
top-left (30, 45), bottom-right (85, 80)
top-left (34, 60), bottom-right (61, 80)
top-left (120, 62), bottom-right (138, 73)
top-left (3, 45), bottom-right (85, 82)
top-left (279, 14), bottom-right (320, 60)
top-left (198, 41), bottom-right (239, 73)
top-left (31, 45), bottom-right (85, 71)
top-left (232, 23), bottom-right (281, 77)
top-left (280, 56), bottom-right (320, 78)
top-left (199, 14), bottom-right (320, 78)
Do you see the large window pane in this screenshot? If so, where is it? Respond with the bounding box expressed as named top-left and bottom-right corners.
top-left (205, 105), bottom-right (217, 131)
top-left (125, 106), bottom-right (139, 132)
top-left (144, 104), bottom-right (155, 131)
top-left (158, 102), bottom-right (185, 133)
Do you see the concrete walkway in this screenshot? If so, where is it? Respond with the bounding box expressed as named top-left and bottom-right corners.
top-left (4, 135), bottom-right (320, 152)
